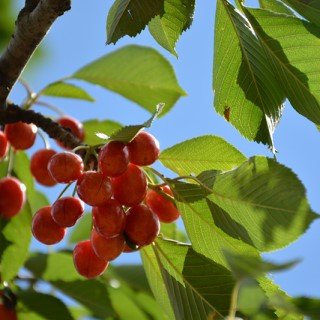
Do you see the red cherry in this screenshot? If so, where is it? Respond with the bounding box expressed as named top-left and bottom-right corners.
top-left (4, 122), bottom-right (37, 150)
top-left (98, 141), bottom-right (129, 177)
top-left (0, 177), bottom-right (26, 219)
top-left (77, 171), bottom-right (112, 206)
top-left (111, 164), bottom-right (147, 206)
top-left (127, 131), bottom-right (160, 166)
top-left (57, 116), bottom-right (85, 149)
top-left (32, 206), bottom-right (66, 245)
top-left (51, 197), bottom-right (84, 227)
top-left (92, 199), bottom-right (126, 238)
top-left (30, 149), bottom-right (57, 187)
top-left (48, 151), bottom-right (84, 183)
top-left (91, 229), bottom-right (125, 261)
top-left (73, 240), bottom-right (108, 279)
top-left (0, 304), bottom-right (17, 320)
top-left (123, 243), bottom-right (139, 253)
top-left (124, 204), bottom-right (160, 246)
top-left (145, 186), bottom-right (180, 223)
top-left (0, 131), bottom-right (8, 158)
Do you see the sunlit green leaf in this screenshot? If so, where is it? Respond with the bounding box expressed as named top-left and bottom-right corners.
top-left (160, 135), bottom-right (246, 175)
top-left (82, 119), bottom-right (122, 146)
top-left (283, 0), bottom-right (320, 26)
top-left (40, 82), bottom-right (94, 102)
top-left (68, 213), bottom-right (91, 244)
top-left (72, 45), bottom-right (186, 115)
top-left (259, 0), bottom-right (294, 15)
top-left (244, 7), bottom-right (320, 126)
top-left (148, 0), bottom-right (195, 56)
top-left (107, 0), bottom-right (165, 44)
top-left (214, 0), bottom-right (285, 148)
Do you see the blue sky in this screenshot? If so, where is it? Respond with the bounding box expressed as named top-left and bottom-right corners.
top-left (11, 0), bottom-right (320, 298)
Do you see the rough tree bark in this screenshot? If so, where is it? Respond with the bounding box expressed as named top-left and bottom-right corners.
top-left (0, 0), bottom-right (71, 109)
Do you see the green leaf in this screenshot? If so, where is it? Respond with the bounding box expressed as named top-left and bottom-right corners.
top-left (111, 265), bottom-right (151, 293)
top-left (68, 213), bottom-right (91, 244)
top-left (108, 103), bottom-right (164, 143)
top-left (214, 0), bottom-right (285, 149)
top-left (282, 0), bottom-right (320, 26)
top-left (259, 0), bottom-right (294, 15)
top-left (169, 182), bottom-right (259, 268)
top-left (291, 297), bottom-right (320, 319)
top-left (72, 45), bottom-right (186, 115)
top-left (207, 156), bottom-right (317, 251)
top-left (160, 135), bottom-right (246, 175)
top-left (223, 250), bottom-right (299, 280)
top-left (18, 291), bottom-right (74, 320)
top-left (244, 7), bottom-right (320, 126)
top-left (25, 252), bottom-right (115, 318)
top-left (40, 81), bottom-right (94, 102)
top-left (13, 152), bottom-right (49, 213)
top-left (82, 119), bottom-right (122, 146)
top-left (107, 0), bottom-right (165, 44)
top-left (148, 0), bottom-right (195, 56)
top-left (141, 246), bottom-right (175, 320)
top-left (108, 287), bottom-right (149, 320)
top-left (154, 239), bottom-right (235, 319)
top-left (0, 204), bottom-right (32, 281)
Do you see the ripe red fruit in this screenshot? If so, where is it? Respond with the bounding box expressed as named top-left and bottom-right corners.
top-left (4, 122), bottom-right (37, 150)
top-left (124, 204), bottom-right (160, 246)
top-left (91, 229), bottom-right (125, 261)
top-left (127, 131), bottom-right (160, 166)
top-left (145, 185), bottom-right (180, 223)
top-left (0, 131), bottom-right (8, 159)
top-left (98, 141), bottom-right (129, 177)
top-left (48, 151), bottom-right (84, 183)
top-left (123, 243), bottom-right (139, 253)
top-left (77, 171), bottom-right (112, 206)
top-left (51, 197), bottom-right (84, 227)
top-left (92, 199), bottom-right (126, 238)
top-left (57, 116), bottom-right (85, 149)
top-left (0, 177), bottom-right (26, 219)
top-left (0, 304), bottom-right (17, 320)
top-left (30, 149), bottom-right (57, 186)
top-left (73, 240), bottom-right (108, 279)
top-left (112, 164), bottom-right (147, 206)
top-left (32, 206), bottom-right (66, 245)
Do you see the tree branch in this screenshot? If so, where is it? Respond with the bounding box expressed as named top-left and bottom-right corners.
top-left (0, 0), bottom-right (71, 109)
top-left (0, 103), bottom-right (83, 149)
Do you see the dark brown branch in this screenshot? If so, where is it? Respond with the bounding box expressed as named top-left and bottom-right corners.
top-left (0, 0), bottom-right (71, 109)
top-left (0, 103), bottom-right (83, 149)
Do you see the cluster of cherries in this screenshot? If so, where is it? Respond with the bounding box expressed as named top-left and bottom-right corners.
top-left (0, 116), bottom-right (181, 279)
top-left (0, 116), bottom-right (83, 219)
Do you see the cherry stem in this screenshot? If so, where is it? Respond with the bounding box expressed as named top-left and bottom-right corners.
top-left (33, 100), bottom-right (65, 116)
top-left (18, 78), bottom-right (34, 98)
top-left (56, 182), bottom-right (73, 199)
top-left (228, 280), bottom-right (241, 320)
top-left (6, 147), bottom-right (15, 177)
top-left (37, 128), bottom-right (51, 150)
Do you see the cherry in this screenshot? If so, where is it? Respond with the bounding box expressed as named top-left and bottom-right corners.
top-left (30, 149), bottom-right (57, 187)
top-left (51, 197), bottom-right (84, 227)
top-left (0, 177), bottom-right (26, 219)
top-left (91, 229), bottom-right (125, 261)
top-left (98, 141), bottom-right (129, 177)
top-left (77, 171), bottom-right (113, 206)
top-left (111, 164), bottom-right (147, 206)
top-left (4, 122), bottom-right (37, 150)
top-left (48, 151), bottom-right (84, 183)
top-left (127, 131), bottom-right (160, 166)
top-left (57, 116), bottom-right (85, 149)
top-left (123, 243), bottom-right (139, 253)
top-left (0, 304), bottom-right (17, 320)
top-left (73, 240), bottom-right (108, 279)
top-left (124, 204), bottom-right (160, 246)
top-left (32, 206), bottom-right (66, 245)
top-left (92, 199), bottom-right (126, 238)
top-left (145, 185), bottom-right (180, 223)
top-left (0, 131), bottom-right (8, 159)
